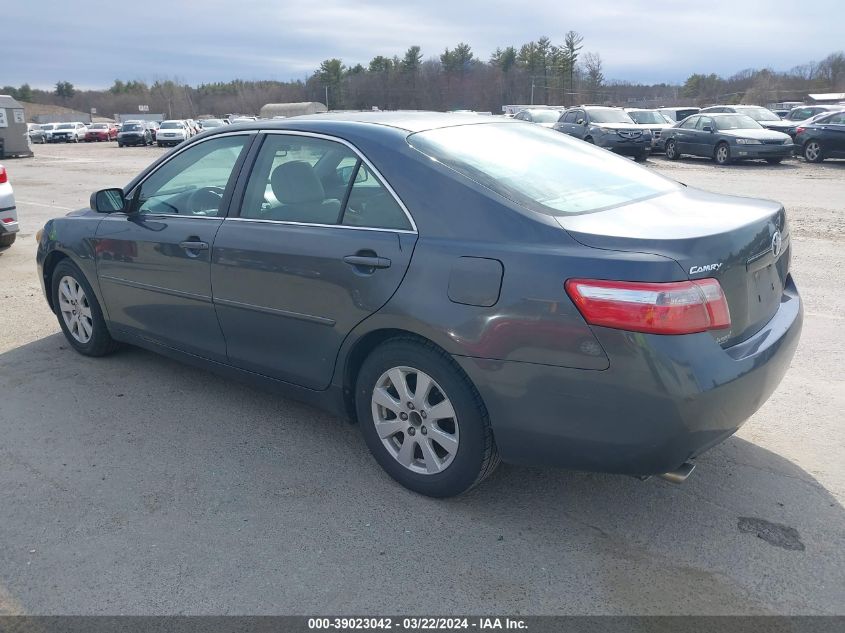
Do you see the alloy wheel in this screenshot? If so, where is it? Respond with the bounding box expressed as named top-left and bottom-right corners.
top-left (58, 275), bottom-right (94, 344)
top-left (371, 366), bottom-right (460, 475)
top-left (666, 141), bottom-right (676, 159)
top-left (716, 144), bottom-right (729, 164)
top-left (804, 141), bottom-right (821, 162)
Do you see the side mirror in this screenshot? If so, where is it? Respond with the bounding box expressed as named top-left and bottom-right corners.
top-left (90, 188), bottom-right (126, 213)
top-left (702, 126), bottom-right (713, 133)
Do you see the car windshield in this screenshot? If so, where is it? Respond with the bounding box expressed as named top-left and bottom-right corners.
top-left (627, 111), bottom-right (665, 124)
top-left (713, 115), bottom-right (762, 130)
top-left (587, 109), bottom-right (634, 124)
top-left (737, 107), bottom-right (780, 122)
top-left (528, 110), bottom-right (561, 123)
top-left (160, 121), bottom-right (183, 129)
top-left (57, 123), bottom-right (74, 129)
top-left (123, 123), bottom-right (143, 131)
top-left (91, 124), bottom-right (108, 129)
top-left (408, 122), bottom-right (678, 216)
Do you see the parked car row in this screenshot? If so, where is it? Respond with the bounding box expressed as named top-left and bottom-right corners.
top-left (514, 102), bottom-right (845, 164)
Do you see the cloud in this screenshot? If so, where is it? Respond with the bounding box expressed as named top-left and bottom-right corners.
top-left (3, 0), bottom-right (842, 88)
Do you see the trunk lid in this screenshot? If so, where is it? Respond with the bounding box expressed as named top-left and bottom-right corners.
top-left (556, 187), bottom-right (791, 347)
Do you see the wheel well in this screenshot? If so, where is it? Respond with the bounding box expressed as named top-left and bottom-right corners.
top-left (341, 329), bottom-right (445, 423)
top-left (42, 251), bottom-right (69, 312)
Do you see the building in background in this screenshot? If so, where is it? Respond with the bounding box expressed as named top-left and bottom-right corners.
top-left (0, 95), bottom-right (33, 158)
top-left (259, 102), bottom-right (327, 118)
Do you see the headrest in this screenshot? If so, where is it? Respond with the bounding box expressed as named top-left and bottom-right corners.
top-left (270, 161), bottom-right (325, 205)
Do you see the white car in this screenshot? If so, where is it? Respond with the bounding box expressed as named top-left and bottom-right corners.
top-left (52, 122), bottom-right (88, 143)
top-left (156, 120), bottom-right (190, 147)
top-left (230, 116), bottom-right (258, 124)
top-left (40, 123), bottom-right (61, 142)
top-left (0, 164), bottom-right (19, 247)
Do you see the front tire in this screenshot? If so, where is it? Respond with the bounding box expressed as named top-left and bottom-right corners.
top-left (356, 338), bottom-right (499, 497)
top-left (714, 142), bottom-right (731, 165)
top-left (665, 139), bottom-right (680, 160)
top-left (634, 151), bottom-right (649, 162)
top-left (803, 140), bottom-right (823, 163)
top-left (51, 259), bottom-right (118, 357)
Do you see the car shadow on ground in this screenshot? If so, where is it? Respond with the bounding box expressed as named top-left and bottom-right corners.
top-left (1, 334), bottom-right (842, 614)
top-left (649, 156), bottom-right (803, 170)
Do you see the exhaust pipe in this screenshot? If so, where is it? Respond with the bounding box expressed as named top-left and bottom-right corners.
top-left (659, 461), bottom-right (695, 484)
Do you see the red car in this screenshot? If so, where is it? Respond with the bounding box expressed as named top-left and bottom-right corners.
top-left (84, 123), bottom-right (118, 142)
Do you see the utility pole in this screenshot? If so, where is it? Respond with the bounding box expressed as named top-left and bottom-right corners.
top-left (530, 78), bottom-right (535, 105)
top-left (325, 85), bottom-right (329, 110)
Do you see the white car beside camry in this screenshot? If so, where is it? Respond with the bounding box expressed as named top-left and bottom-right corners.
top-left (0, 164), bottom-right (19, 247)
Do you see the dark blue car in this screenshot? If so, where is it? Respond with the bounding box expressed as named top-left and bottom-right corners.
top-left (36, 113), bottom-right (802, 497)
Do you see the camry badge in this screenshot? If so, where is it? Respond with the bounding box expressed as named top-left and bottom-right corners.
top-left (772, 231), bottom-right (783, 258)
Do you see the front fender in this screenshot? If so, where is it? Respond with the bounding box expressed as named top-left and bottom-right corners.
top-left (37, 215), bottom-right (108, 317)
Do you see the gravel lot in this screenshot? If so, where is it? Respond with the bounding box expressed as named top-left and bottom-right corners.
top-left (0, 142), bottom-right (843, 615)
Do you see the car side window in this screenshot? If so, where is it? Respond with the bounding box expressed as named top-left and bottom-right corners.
top-left (240, 134), bottom-right (357, 224)
top-left (341, 162), bottom-right (411, 231)
top-left (696, 116), bottom-right (714, 130)
top-left (680, 116), bottom-right (699, 129)
top-left (827, 113), bottom-right (845, 125)
top-left (240, 134), bottom-right (411, 231)
top-left (135, 135), bottom-right (248, 217)
top-left (562, 111), bottom-right (577, 123)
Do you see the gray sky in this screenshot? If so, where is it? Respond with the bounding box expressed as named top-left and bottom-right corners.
top-left (5, 0), bottom-right (842, 89)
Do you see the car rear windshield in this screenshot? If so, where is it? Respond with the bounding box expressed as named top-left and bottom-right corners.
top-left (528, 110), bottom-right (561, 123)
top-left (57, 123), bottom-right (74, 129)
top-left (91, 124), bottom-right (108, 129)
top-left (737, 107), bottom-right (780, 122)
top-left (586, 109), bottom-right (634, 124)
top-left (714, 115), bottom-right (762, 130)
top-left (408, 122), bottom-right (678, 216)
top-left (627, 111), bottom-right (665, 124)
top-left (160, 121), bottom-right (183, 129)
top-left (123, 124), bottom-right (143, 131)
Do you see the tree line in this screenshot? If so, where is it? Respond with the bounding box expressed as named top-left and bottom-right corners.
top-left (3, 40), bottom-right (843, 119)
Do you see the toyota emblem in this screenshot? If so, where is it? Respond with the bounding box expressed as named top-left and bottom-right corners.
top-left (771, 231), bottom-right (782, 258)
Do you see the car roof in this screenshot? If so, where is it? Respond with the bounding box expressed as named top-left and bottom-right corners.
top-left (218, 111), bottom-right (509, 134)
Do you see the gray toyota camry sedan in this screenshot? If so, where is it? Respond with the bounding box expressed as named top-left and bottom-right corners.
top-left (36, 113), bottom-right (802, 497)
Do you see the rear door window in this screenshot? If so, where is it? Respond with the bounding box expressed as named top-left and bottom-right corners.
top-left (239, 134), bottom-right (412, 230)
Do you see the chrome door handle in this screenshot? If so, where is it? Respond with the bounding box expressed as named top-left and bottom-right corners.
top-left (179, 240), bottom-right (209, 251)
top-left (343, 255), bottom-right (391, 269)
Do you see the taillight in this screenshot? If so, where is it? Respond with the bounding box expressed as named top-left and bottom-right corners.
top-left (565, 278), bottom-right (731, 335)
top-left (795, 127), bottom-right (805, 135)
top-left (0, 166), bottom-right (7, 184)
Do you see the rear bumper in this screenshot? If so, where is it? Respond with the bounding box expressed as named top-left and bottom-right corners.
top-left (0, 216), bottom-right (19, 234)
top-left (455, 276), bottom-right (802, 475)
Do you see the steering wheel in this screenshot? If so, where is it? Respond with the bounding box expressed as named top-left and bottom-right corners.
top-left (186, 186), bottom-right (225, 215)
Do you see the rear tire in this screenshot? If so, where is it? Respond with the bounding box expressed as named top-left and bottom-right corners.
top-left (356, 338), bottom-right (499, 497)
top-left (665, 139), bottom-right (680, 160)
top-left (51, 259), bottom-right (119, 357)
top-left (0, 233), bottom-right (16, 247)
top-left (803, 140), bottom-right (823, 163)
top-left (714, 142), bottom-right (731, 165)
top-left (584, 136), bottom-right (594, 144)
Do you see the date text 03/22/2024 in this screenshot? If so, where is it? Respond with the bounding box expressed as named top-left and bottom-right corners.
top-left (307, 617), bottom-right (527, 630)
